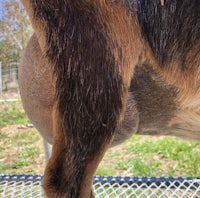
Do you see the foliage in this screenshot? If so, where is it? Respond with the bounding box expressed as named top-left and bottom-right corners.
top-left (0, 0), bottom-right (33, 66)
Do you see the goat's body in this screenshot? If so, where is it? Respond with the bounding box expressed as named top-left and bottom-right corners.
top-left (19, 0), bottom-right (200, 197)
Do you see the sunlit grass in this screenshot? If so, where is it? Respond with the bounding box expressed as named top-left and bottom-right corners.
top-left (0, 101), bottom-right (29, 130)
top-left (97, 135), bottom-right (200, 177)
top-left (0, 100), bottom-right (200, 177)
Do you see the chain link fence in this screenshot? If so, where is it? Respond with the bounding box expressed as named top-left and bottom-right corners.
top-left (0, 175), bottom-right (200, 198)
top-left (0, 62), bottom-right (19, 94)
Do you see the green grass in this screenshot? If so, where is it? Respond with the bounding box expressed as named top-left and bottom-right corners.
top-left (0, 101), bottom-right (45, 174)
top-left (125, 137), bottom-right (199, 160)
top-left (12, 159), bottom-right (31, 169)
top-left (11, 131), bottom-right (40, 146)
top-left (0, 127), bottom-right (45, 174)
top-left (0, 100), bottom-right (200, 177)
top-left (0, 101), bottom-right (29, 130)
top-left (97, 135), bottom-right (200, 177)
top-left (96, 167), bottom-right (117, 176)
top-left (116, 158), bottom-right (162, 177)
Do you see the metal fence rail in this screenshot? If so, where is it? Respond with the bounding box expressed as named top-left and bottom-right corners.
top-left (0, 62), bottom-right (19, 94)
top-left (0, 175), bottom-right (200, 198)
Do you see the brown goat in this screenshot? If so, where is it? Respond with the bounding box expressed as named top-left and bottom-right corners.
top-left (19, 1), bottom-right (200, 197)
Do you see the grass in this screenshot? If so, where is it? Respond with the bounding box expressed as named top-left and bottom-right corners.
top-left (0, 101), bottom-right (29, 129)
top-left (97, 135), bottom-right (200, 177)
top-left (0, 101), bottom-right (45, 174)
top-left (0, 100), bottom-right (200, 178)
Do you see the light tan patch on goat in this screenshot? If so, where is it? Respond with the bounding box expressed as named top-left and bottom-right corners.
top-left (160, 0), bottom-right (165, 6)
top-left (172, 87), bottom-right (200, 140)
top-left (95, 1), bottom-right (144, 87)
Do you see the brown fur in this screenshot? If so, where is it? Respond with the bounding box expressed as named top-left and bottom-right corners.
top-left (94, 1), bottom-right (143, 87)
top-left (19, 34), bottom-right (54, 144)
top-left (19, 1), bottom-right (200, 197)
top-left (21, 0), bottom-right (46, 51)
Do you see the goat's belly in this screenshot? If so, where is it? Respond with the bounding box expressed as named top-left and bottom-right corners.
top-left (111, 93), bottom-right (139, 147)
top-left (18, 35), bottom-right (54, 144)
top-left (18, 35), bottom-right (140, 146)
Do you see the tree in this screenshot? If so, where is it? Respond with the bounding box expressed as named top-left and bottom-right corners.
top-left (0, 0), bottom-right (33, 66)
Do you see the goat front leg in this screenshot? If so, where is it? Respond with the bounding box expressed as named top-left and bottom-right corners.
top-left (43, 103), bottom-right (110, 198)
top-left (43, 94), bottom-right (126, 198)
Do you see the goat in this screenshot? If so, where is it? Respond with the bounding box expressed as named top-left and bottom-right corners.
top-left (19, 1), bottom-right (200, 197)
